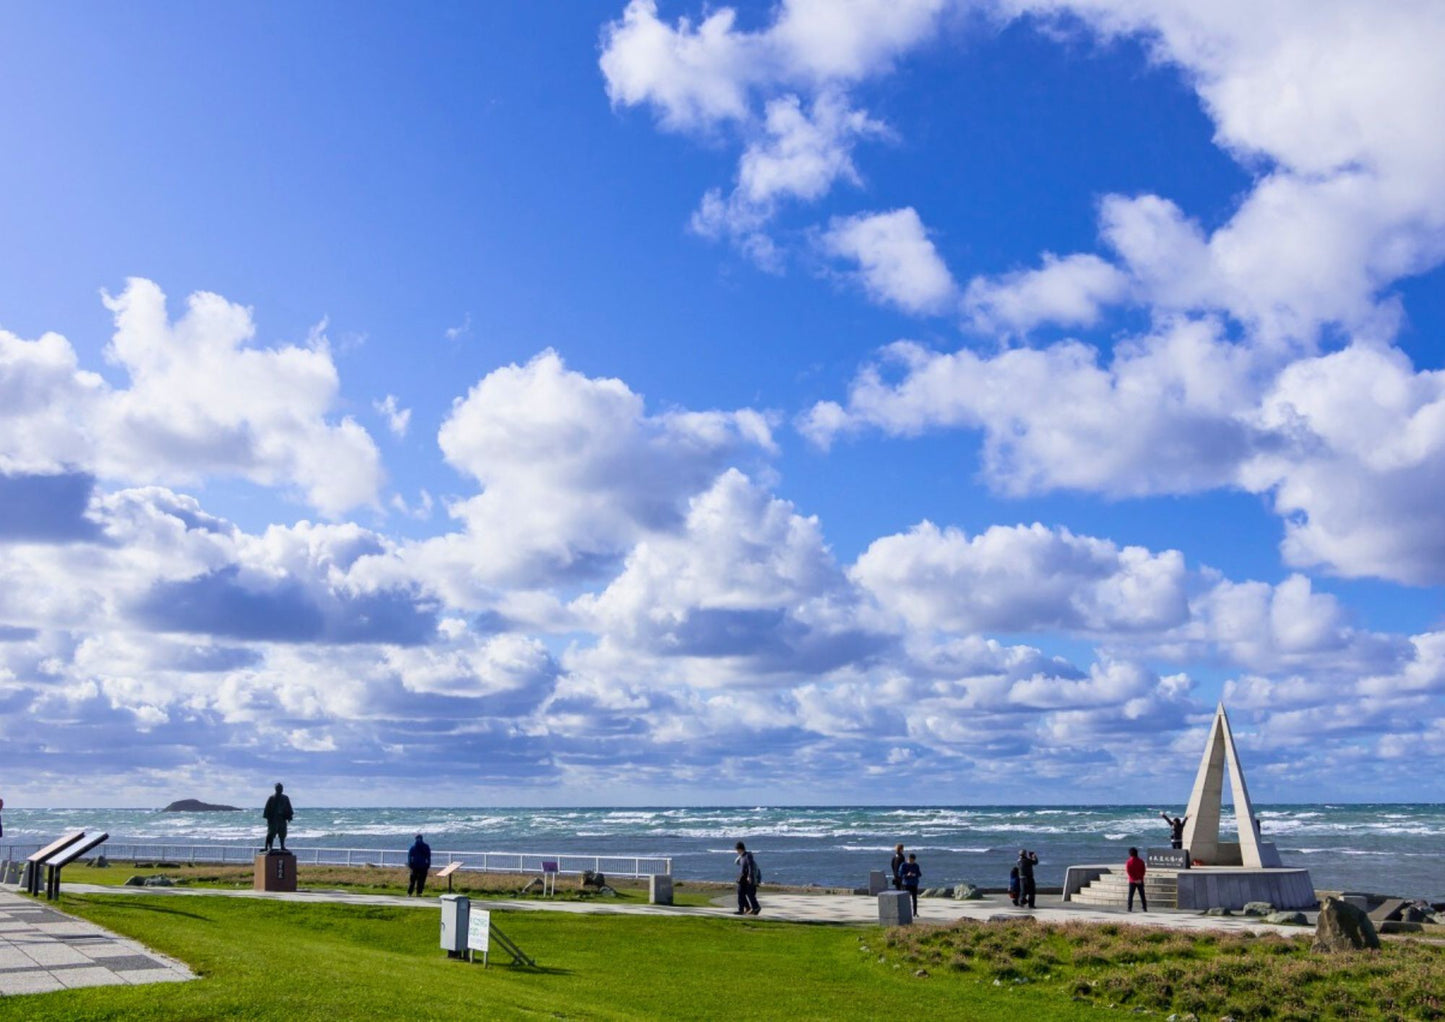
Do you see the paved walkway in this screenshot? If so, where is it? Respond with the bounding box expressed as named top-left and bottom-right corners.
top-left (44, 881), bottom-right (1315, 935)
top-left (0, 889), bottom-right (193, 997)
top-left (0, 880), bottom-right (1315, 998)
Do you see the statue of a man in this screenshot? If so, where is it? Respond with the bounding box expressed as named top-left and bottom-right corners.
top-left (263, 782), bottom-right (294, 853)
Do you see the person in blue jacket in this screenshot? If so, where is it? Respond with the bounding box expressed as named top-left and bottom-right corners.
top-left (407, 833), bottom-right (432, 896)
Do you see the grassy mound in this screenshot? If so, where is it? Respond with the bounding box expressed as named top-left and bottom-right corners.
top-left (881, 917), bottom-right (1445, 1020)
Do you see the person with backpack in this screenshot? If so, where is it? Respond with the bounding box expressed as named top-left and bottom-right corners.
top-left (734, 841), bottom-right (761, 915)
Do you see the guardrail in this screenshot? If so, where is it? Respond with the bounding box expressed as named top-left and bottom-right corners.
top-left (1, 843), bottom-right (671, 879)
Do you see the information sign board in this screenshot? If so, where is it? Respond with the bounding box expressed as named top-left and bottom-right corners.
top-left (467, 908), bottom-right (491, 953)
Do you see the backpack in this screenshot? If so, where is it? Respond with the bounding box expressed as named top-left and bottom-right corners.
top-left (749, 855), bottom-right (762, 885)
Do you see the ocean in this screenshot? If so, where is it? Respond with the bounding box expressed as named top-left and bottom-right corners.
top-left (4, 804), bottom-right (1441, 900)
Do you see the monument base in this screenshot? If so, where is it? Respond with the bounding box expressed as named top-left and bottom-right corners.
top-left (1065, 864), bottom-right (1315, 911)
top-left (254, 851), bottom-right (298, 892)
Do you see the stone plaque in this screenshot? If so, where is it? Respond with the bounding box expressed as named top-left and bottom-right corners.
top-left (1146, 847), bottom-right (1190, 870)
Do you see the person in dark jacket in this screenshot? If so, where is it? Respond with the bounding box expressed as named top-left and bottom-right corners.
top-left (890, 843), bottom-right (905, 890)
top-left (1007, 865), bottom-right (1021, 905)
top-left (407, 833), bottom-right (432, 896)
top-left (1016, 849), bottom-right (1038, 908)
top-left (899, 853), bottom-right (922, 915)
top-left (734, 842), bottom-right (761, 915)
top-left (1160, 811), bottom-right (1188, 849)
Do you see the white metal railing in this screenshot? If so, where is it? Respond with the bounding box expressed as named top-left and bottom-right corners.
top-left (1, 843), bottom-right (671, 878)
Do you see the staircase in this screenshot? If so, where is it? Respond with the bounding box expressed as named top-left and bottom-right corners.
top-left (1070, 868), bottom-right (1180, 910)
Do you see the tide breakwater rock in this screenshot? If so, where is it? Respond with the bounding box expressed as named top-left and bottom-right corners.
top-left (1313, 896), bottom-right (1381, 952)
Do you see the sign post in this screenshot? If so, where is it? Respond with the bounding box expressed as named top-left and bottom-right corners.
top-left (467, 908), bottom-right (491, 967)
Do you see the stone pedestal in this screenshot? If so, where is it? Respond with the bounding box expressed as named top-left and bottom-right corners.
top-left (254, 852), bottom-right (297, 892)
top-left (648, 874), bottom-right (674, 905)
top-left (877, 890), bottom-right (912, 926)
top-left (868, 870), bottom-right (888, 895)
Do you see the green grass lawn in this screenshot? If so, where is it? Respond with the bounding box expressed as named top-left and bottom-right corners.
top-left (0, 893), bottom-right (1100, 1021)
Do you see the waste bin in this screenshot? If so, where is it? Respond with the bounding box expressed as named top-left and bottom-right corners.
top-left (440, 894), bottom-right (470, 956)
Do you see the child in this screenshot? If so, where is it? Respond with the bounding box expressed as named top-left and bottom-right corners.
top-left (1008, 865), bottom-right (1021, 906)
top-left (900, 852), bottom-right (922, 915)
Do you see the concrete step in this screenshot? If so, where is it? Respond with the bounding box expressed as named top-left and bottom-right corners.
top-left (1075, 874), bottom-right (1178, 909)
top-left (1087, 877), bottom-right (1178, 891)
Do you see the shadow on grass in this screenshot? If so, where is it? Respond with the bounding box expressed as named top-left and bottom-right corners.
top-left (67, 897), bottom-right (213, 923)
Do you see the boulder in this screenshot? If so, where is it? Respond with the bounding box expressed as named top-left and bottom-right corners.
top-left (1242, 901), bottom-right (1273, 916)
top-left (1313, 896), bottom-right (1381, 952)
top-left (1205, 907), bottom-right (1233, 916)
top-left (1264, 911), bottom-right (1307, 925)
top-left (143, 875), bottom-right (175, 887)
top-left (580, 869), bottom-right (607, 888)
top-left (123, 875), bottom-right (147, 887)
top-left (1401, 903), bottom-right (1431, 923)
top-left (953, 883), bottom-right (982, 900)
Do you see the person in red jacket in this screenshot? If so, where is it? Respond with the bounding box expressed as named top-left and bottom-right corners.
top-left (1125, 847), bottom-right (1148, 912)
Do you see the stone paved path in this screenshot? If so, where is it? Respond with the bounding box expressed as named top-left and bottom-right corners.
top-left (50, 881), bottom-right (1315, 935)
top-left (0, 888), bottom-right (193, 997)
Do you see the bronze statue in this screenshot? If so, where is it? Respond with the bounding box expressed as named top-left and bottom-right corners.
top-left (263, 783), bottom-right (294, 853)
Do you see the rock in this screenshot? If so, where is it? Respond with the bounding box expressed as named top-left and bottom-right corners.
top-left (161, 798), bottom-right (241, 812)
top-left (1242, 901), bottom-right (1273, 916)
top-left (1379, 921), bottom-right (1424, 934)
top-left (581, 869), bottom-right (607, 888)
top-left (914, 969), bottom-right (929, 978)
top-left (1313, 896), bottom-right (1381, 952)
top-left (143, 876), bottom-right (175, 887)
top-left (93, 856), bottom-right (109, 868)
top-left (123, 875), bottom-right (147, 887)
top-left (596, 885), bottom-right (619, 897)
top-left (518, 877), bottom-right (543, 894)
top-left (953, 883), bottom-right (982, 900)
top-left (1401, 904), bottom-right (1430, 923)
top-left (1205, 907), bottom-right (1233, 916)
top-left (1264, 911), bottom-right (1307, 925)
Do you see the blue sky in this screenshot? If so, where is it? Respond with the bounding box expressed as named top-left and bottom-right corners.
top-left (2, 0), bottom-right (1444, 807)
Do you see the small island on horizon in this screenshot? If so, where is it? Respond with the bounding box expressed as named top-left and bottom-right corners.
top-left (162, 799), bottom-right (242, 813)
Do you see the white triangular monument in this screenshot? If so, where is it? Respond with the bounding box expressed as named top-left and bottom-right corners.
top-left (1180, 704), bottom-right (1282, 868)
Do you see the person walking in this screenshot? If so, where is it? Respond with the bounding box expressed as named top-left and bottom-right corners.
top-left (407, 833), bottom-right (432, 896)
top-left (1125, 846), bottom-right (1148, 912)
top-left (734, 842), bottom-right (761, 915)
top-left (899, 853), bottom-right (922, 915)
top-left (1017, 849), bottom-right (1038, 908)
top-left (1159, 811), bottom-right (1188, 850)
top-left (890, 843), bottom-right (905, 890)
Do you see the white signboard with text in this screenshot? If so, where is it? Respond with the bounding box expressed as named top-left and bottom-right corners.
top-left (467, 908), bottom-right (491, 953)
